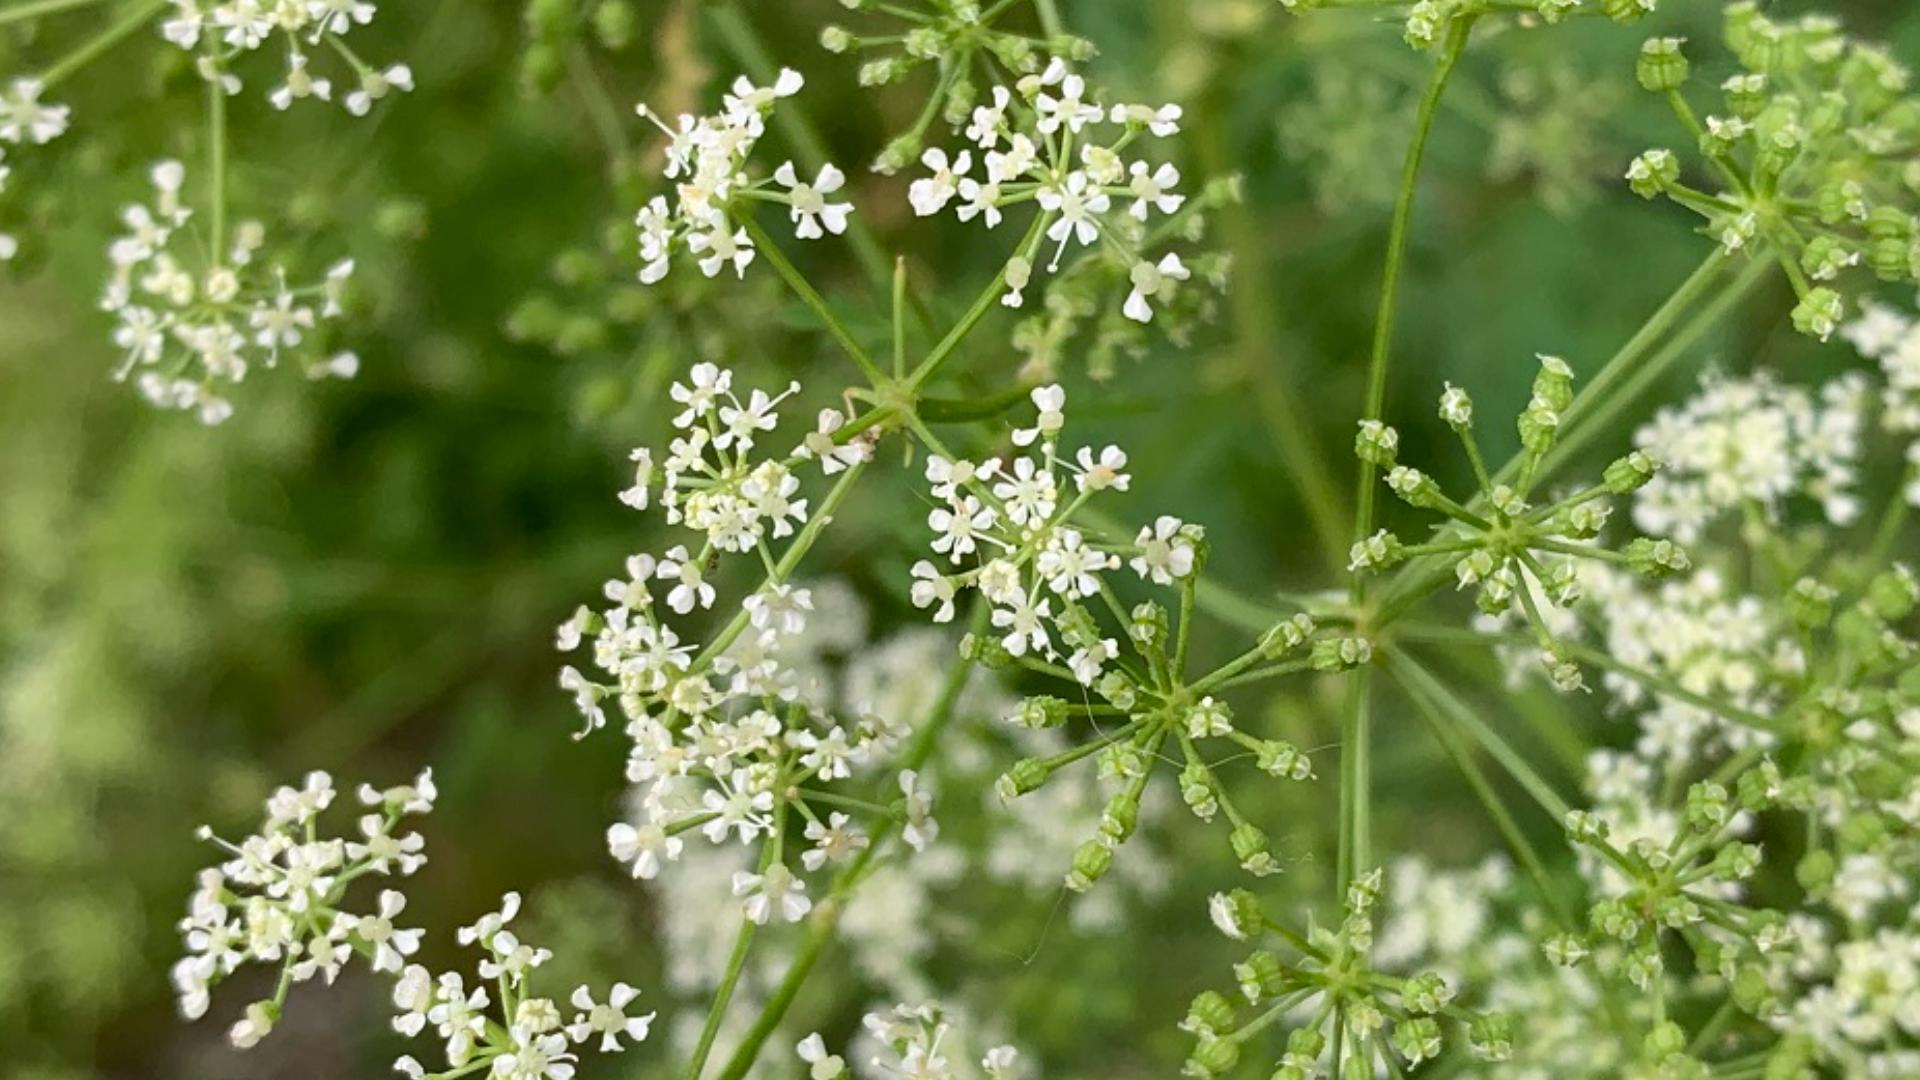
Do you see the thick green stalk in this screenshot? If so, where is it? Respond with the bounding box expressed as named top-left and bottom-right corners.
top-left (1338, 15), bottom-right (1474, 892)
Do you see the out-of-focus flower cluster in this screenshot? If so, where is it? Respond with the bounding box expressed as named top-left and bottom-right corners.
top-left (102, 161), bottom-right (357, 424)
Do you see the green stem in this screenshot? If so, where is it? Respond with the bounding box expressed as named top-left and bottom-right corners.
top-left (681, 814), bottom-right (782, 1080)
top-left (709, 604), bottom-right (988, 1080)
top-left (1351, 15), bottom-right (1475, 602)
top-left (1391, 653), bottom-right (1574, 928)
top-left (1391, 638), bottom-right (1573, 821)
top-left (738, 214), bottom-right (887, 384)
top-left (905, 212), bottom-right (1050, 388)
top-left (1335, 667), bottom-right (1372, 889)
top-left (208, 72), bottom-right (228, 264)
top-left (37, 0), bottom-right (167, 87)
top-left (0, 0), bottom-right (108, 25)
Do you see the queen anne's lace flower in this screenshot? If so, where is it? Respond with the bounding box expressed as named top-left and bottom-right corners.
top-left (907, 59), bottom-right (1197, 326)
top-left (632, 69), bottom-right (856, 283)
top-left (101, 161), bottom-right (359, 423)
top-left (162, 0), bottom-right (413, 114)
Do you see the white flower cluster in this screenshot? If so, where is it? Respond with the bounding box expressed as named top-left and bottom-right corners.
top-left (1845, 301), bottom-right (1920, 506)
top-left (103, 160), bottom-right (358, 423)
top-left (1632, 369), bottom-right (1867, 544)
top-left (910, 384), bottom-right (1199, 683)
top-left (390, 891), bottom-right (655, 1080)
top-left (795, 1002), bottom-right (1023, 1080)
top-left (634, 69), bottom-right (854, 283)
top-left (0, 77), bottom-right (73, 260)
top-left (557, 364), bottom-right (931, 921)
top-left (161, 0), bottom-right (414, 114)
top-left (907, 59), bottom-right (1193, 322)
top-left (171, 769), bottom-right (435, 1042)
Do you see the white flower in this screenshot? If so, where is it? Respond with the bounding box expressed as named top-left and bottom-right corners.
top-left (566, 983), bottom-right (655, 1051)
top-left (1036, 172), bottom-right (1110, 270)
top-left (1072, 445), bottom-right (1131, 492)
top-left (909, 561), bottom-right (957, 622)
top-left (1126, 161), bottom-right (1184, 220)
top-left (1035, 64), bottom-right (1102, 135)
top-left (345, 64), bottom-right (414, 116)
top-left (0, 78), bottom-right (71, 145)
top-left (798, 1033), bottom-right (848, 1080)
top-left (1131, 516), bottom-right (1196, 584)
top-left (899, 770), bottom-right (938, 851)
top-left (1122, 252), bottom-right (1191, 324)
top-left (802, 812), bottom-right (869, 871)
top-left (732, 864), bottom-right (812, 924)
top-left (929, 496), bottom-right (996, 562)
top-left (775, 162), bottom-right (854, 239)
top-left (909, 147), bottom-right (971, 216)
top-left (606, 821), bottom-right (682, 879)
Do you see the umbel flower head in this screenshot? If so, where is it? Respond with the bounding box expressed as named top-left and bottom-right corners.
top-left (632, 68), bottom-right (854, 283)
top-left (162, 0), bottom-right (414, 115)
top-left (557, 362), bottom-right (946, 923)
top-left (1623, 7), bottom-right (1920, 341)
top-left (103, 160), bottom-right (359, 424)
top-left (1183, 873), bottom-right (1512, 1078)
top-left (172, 767), bottom-right (655, 1077)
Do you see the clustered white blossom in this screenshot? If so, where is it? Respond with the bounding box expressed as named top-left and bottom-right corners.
top-left (161, 0), bottom-right (414, 114)
top-left (796, 1002), bottom-right (1024, 1080)
top-left (1844, 301), bottom-right (1920, 507)
top-left (171, 769), bottom-right (435, 1040)
top-left (557, 363), bottom-right (942, 925)
top-left (171, 768), bottom-right (655, 1078)
top-left (391, 892), bottom-right (654, 1080)
top-left (102, 160), bottom-right (359, 423)
top-left (1632, 369), bottom-right (1867, 543)
top-left (907, 59), bottom-right (1194, 323)
top-left (633, 69), bottom-right (855, 283)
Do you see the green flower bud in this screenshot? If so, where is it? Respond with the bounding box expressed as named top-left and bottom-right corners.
top-left (1801, 235), bottom-right (1859, 282)
top-left (1541, 647), bottom-right (1585, 694)
top-left (1386, 465), bottom-right (1443, 509)
top-left (819, 25), bottom-right (853, 53)
top-left (1259, 613), bottom-right (1316, 658)
top-left (1286, 1025), bottom-right (1327, 1060)
top-left (1532, 354), bottom-right (1575, 411)
top-left (1230, 823), bottom-right (1279, 876)
top-left (1096, 671), bottom-right (1138, 710)
top-left (1601, 0), bottom-right (1655, 25)
top-left (1625, 149), bottom-right (1679, 199)
top-left (998, 758), bottom-right (1052, 799)
top-left (1604, 450), bottom-right (1660, 494)
top-left (1056, 602), bottom-right (1102, 651)
top-left (1180, 764), bottom-right (1218, 821)
top-left (1355, 419), bottom-right (1399, 467)
top-left (1788, 577), bottom-right (1836, 629)
top-left (1470, 1012), bottom-right (1514, 1061)
top-left (1867, 566), bottom-right (1919, 620)
top-left (1393, 1017), bottom-right (1443, 1066)
top-left (1790, 287), bottom-right (1843, 342)
top-left (872, 132), bottom-right (921, 174)
top-left (591, 0), bottom-right (636, 49)
top-left (1438, 382), bottom-right (1474, 429)
top-left (1624, 536), bottom-right (1691, 578)
top-left (1685, 780), bottom-right (1731, 831)
top-left (1182, 990), bottom-right (1236, 1037)
top-left (1129, 601), bottom-right (1169, 649)
top-left (1065, 838), bottom-right (1114, 893)
top-left (1722, 73), bottom-right (1768, 117)
top-left (1347, 529), bottom-right (1406, 573)
top-left (1233, 950), bottom-right (1286, 1002)
top-left (1817, 179), bottom-right (1868, 225)
top-left (1637, 38), bottom-right (1690, 92)
top-left (1542, 932), bottom-right (1589, 967)
top-left (1517, 399), bottom-right (1561, 456)
top-left (1311, 636), bottom-right (1372, 672)
top-left (1100, 792), bottom-right (1140, 841)
top-left (1403, 970), bottom-right (1454, 1014)
top-left (1795, 848), bottom-right (1835, 892)
top-left (959, 631), bottom-right (1013, 670)
top-left (1186, 1037), bottom-right (1240, 1078)
top-left (1256, 740), bottom-right (1313, 781)
top-left (1209, 888), bottom-right (1263, 940)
